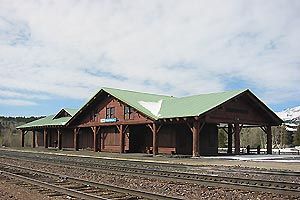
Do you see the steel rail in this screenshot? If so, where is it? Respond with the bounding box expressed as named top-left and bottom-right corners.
top-left (0, 162), bottom-right (180, 200)
top-left (1, 150), bottom-right (300, 196)
top-left (0, 170), bottom-right (108, 200)
top-left (1, 154), bottom-right (300, 197)
top-left (1, 149), bottom-right (300, 177)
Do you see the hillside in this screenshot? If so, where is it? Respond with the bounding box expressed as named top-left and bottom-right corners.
top-left (276, 106), bottom-right (300, 124)
top-left (0, 116), bottom-right (43, 146)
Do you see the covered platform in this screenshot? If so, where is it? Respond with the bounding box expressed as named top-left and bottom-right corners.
top-left (17, 87), bottom-right (283, 157)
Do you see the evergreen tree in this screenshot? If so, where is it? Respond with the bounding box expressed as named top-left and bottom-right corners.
top-left (293, 126), bottom-right (300, 146)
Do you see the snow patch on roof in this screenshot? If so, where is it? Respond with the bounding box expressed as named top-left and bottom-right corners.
top-left (138, 100), bottom-right (163, 117)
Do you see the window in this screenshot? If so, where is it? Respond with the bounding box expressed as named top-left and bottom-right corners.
top-left (106, 107), bottom-right (115, 119)
top-left (124, 105), bottom-right (131, 120)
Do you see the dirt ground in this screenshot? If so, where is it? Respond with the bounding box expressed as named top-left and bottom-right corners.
top-left (0, 178), bottom-right (53, 200)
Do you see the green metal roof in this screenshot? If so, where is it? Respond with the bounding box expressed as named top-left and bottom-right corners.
top-left (159, 89), bottom-right (246, 119)
top-left (17, 108), bottom-right (78, 129)
top-left (17, 115), bottom-right (72, 129)
top-left (102, 87), bottom-right (246, 120)
top-left (64, 108), bottom-right (78, 116)
top-left (18, 87), bottom-right (248, 129)
top-left (102, 87), bottom-right (175, 120)
top-left (52, 108), bottom-right (78, 119)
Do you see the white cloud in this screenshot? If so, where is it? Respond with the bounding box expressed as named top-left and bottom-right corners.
top-left (0, 98), bottom-right (36, 106)
top-left (0, 0), bottom-right (299, 107)
top-left (0, 89), bottom-right (49, 100)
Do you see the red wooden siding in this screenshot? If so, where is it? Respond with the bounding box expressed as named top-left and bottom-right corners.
top-left (74, 96), bottom-right (151, 127)
top-left (206, 94), bottom-right (271, 125)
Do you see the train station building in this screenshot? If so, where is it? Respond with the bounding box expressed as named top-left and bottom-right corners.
top-left (17, 87), bottom-right (282, 157)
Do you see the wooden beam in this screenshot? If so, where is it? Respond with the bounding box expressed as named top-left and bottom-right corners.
top-left (77, 120), bottom-right (152, 127)
top-left (266, 125), bottom-right (272, 154)
top-left (234, 123), bottom-right (241, 155)
top-left (92, 126), bottom-right (98, 152)
top-left (186, 122), bottom-right (193, 133)
top-left (260, 126), bottom-right (267, 134)
top-left (221, 127), bottom-right (228, 134)
top-left (119, 125), bottom-right (125, 153)
top-left (192, 121), bottom-right (201, 157)
top-left (32, 130), bottom-right (36, 148)
top-left (57, 129), bottom-right (62, 150)
top-left (152, 123), bottom-right (158, 155)
top-left (21, 130), bottom-right (25, 147)
top-left (156, 124), bottom-right (162, 133)
top-left (98, 127), bottom-right (101, 152)
top-left (116, 125), bottom-right (121, 133)
top-left (199, 122), bottom-right (205, 132)
top-left (44, 129), bottom-right (48, 148)
top-left (146, 124), bottom-right (154, 132)
top-left (123, 125), bottom-right (129, 134)
top-left (227, 124), bottom-right (233, 154)
top-left (73, 128), bottom-right (79, 151)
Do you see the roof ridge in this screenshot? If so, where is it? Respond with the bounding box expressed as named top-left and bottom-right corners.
top-left (175, 89), bottom-right (248, 100)
top-left (102, 87), bottom-right (175, 98)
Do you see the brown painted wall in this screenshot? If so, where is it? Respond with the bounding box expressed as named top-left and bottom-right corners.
top-left (79, 128), bottom-right (93, 149)
top-left (37, 131), bottom-right (43, 147)
top-left (48, 129), bottom-right (58, 147)
top-left (73, 96), bottom-right (151, 127)
top-left (176, 124), bottom-right (192, 155)
top-left (206, 95), bottom-right (271, 125)
top-left (99, 126), bottom-right (129, 152)
top-left (199, 123), bottom-right (218, 155)
top-left (61, 129), bottom-right (74, 148)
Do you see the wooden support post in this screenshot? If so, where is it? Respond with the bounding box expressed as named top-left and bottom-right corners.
top-left (152, 123), bottom-right (158, 155)
top-left (98, 127), bottom-right (101, 152)
top-left (119, 125), bottom-right (125, 153)
top-left (32, 130), bottom-right (36, 148)
top-left (101, 133), bottom-right (105, 151)
top-left (234, 123), bottom-right (240, 155)
top-left (192, 121), bottom-right (200, 157)
top-left (57, 129), bottom-right (62, 150)
top-left (266, 125), bottom-right (272, 154)
top-left (73, 128), bottom-right (79, 151)
top-left (92, 126), bottom-right (100, 152)
top-left (227, 124), bottom-right (233, 154)
top-left (44, 129), bottom-right (48, 148)
top-left (21, 130), bottom-right (25, 147)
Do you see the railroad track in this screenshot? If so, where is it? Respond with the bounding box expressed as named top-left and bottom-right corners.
top-left (1, 149), bottom-right (299, 177)
top-left (0, 162), bottom-right (179, 200)
top-left (1, 149), bottom-right (300, 196)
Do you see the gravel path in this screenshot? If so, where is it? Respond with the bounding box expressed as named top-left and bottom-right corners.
top-left (0, 157), bottom-right (299, 200)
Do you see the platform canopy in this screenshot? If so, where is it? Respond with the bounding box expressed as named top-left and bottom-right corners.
top-left (17, 108), bottom-right (78, 130)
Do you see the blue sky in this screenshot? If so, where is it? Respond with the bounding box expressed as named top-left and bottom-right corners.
top-left (0, 0), bottom-right (299, 116)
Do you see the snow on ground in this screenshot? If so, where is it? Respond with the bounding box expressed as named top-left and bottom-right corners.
top-left (207, 154), bottom-right (300, 162)
top-left (286, 127), bottom-right (298, 132)
top-left (138, 100), bottom-right (163, 117)
top-left (285, 123), bottom-right (299, 127)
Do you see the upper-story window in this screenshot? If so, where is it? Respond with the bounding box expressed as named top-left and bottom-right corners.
top-left (124, 105), bottom-right (132, 120)
top-left (106, 107), bottom-right (115, 119)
